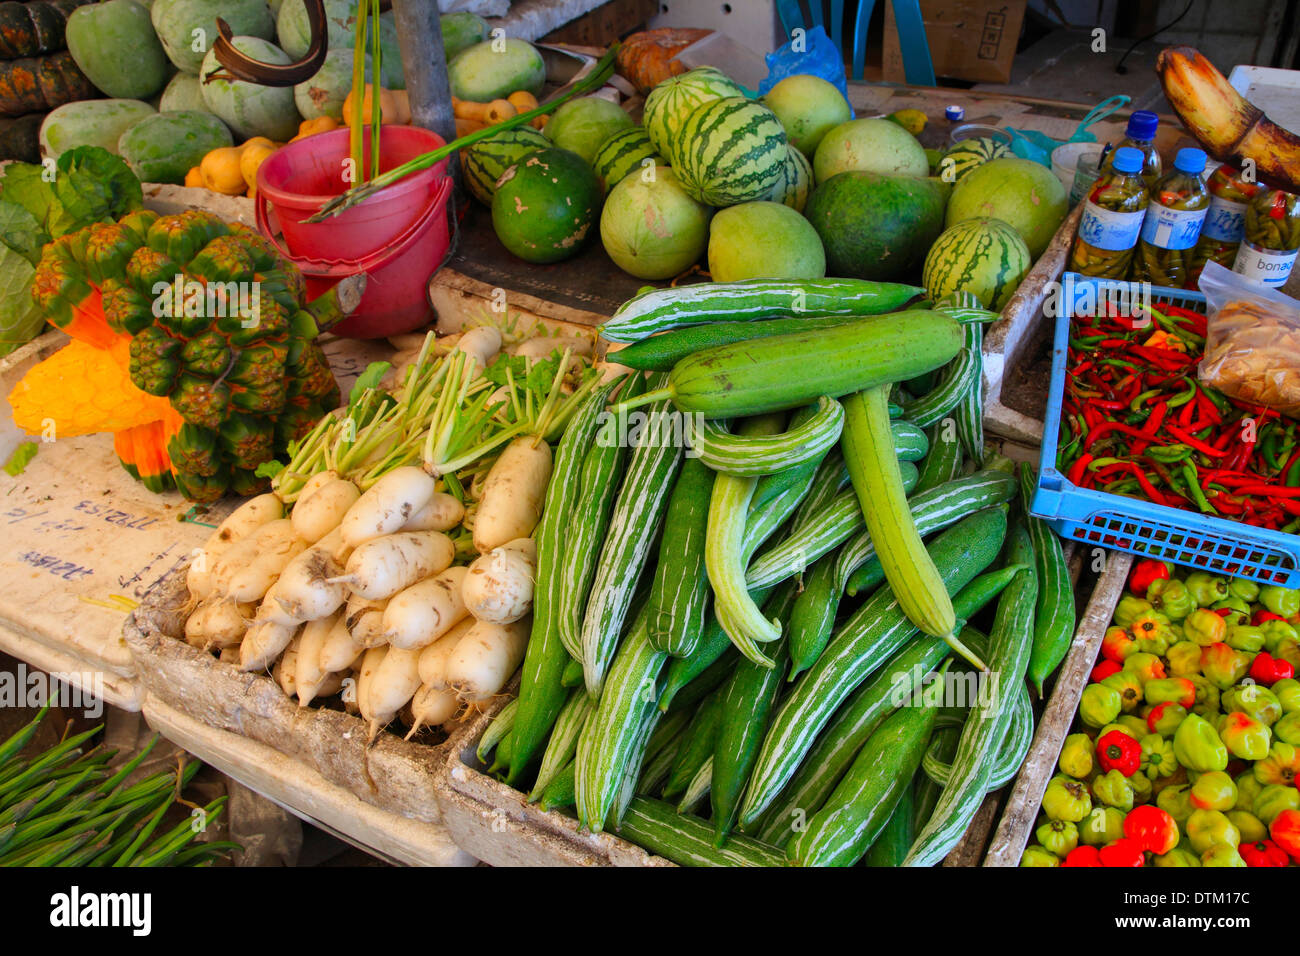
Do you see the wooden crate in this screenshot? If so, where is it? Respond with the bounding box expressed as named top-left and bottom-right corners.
top-left (982, 549), bottom-right (1134, 866)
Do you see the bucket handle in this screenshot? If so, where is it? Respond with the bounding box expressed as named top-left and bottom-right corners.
top-left (255, 175), bottom-right (453, 278)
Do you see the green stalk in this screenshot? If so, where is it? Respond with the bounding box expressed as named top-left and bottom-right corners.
top-left (112, 793), bottom-right (172, 866)
top-left (348, 0), bottom-right (368, 188)
top-left (307, 43), bottom-right (620, 221)
top-left (368, 0), bottom-right (381, 184)
top-left (0, 705), bottom-right (49, 768)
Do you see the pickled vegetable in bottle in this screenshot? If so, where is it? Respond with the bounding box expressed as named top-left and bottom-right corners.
top-left (1133, 148), bottom-right (1209, 288)
top-left (1101, 111), bottom-right (1162, 188)
top-left (1069, 147), bottom-right (1150, 279)
top-left (1233, 189), bottom-right (1300, 288)
top-left (1186, 163), bottom-right (1262, 288)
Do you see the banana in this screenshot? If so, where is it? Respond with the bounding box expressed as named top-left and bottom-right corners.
top-left (1156, 45), bottom-right (1300, 194)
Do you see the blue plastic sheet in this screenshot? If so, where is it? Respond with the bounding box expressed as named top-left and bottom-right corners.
top-left (757, 25), bottom-right (849, 102)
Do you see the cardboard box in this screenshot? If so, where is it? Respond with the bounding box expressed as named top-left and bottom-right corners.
top-left (883, 0), bottom-right (1027, 85)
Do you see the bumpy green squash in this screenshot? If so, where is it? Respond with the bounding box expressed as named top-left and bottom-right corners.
top-left (66, 0), bottom-right (169, 99)
top-left (118, 109), bottom-right (231, 183)
top-left (151, 0), bottom-right (274, 74)
top-left (199, 37), bottom-right (300, 141)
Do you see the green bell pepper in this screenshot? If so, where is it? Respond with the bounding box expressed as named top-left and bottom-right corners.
top-left (1157, 784), bottom-right (1194, 826)
top-left (1226, 624), bottom-right (1267, 653)
top-left (1220, 711), bottom-right (1272, 761)
top-left (1188, 676), bottom-right (1221, 717)
top-left (1129, 770), bottom-right (1153, 804)
top-left (1228, 577), bottom-right (1260, 603)
top-left (1185, 572), bottom-right (1229, 606)
top-left (1227, 810), bottom-right (1267, 843)
top-left (1122, 652), bottom-right (1166, 684)
top-left (1253, 741), bottom-right (1300, 787)
top-left (1145, 677), bottom-right (1195, 708)
top-left (1166, 641), bottom-right (1203, 677)
top-left (1101, 671), bottom-right (1145, 712)
top-left (1210, 596), bottom-right (1250, 625)
top-left (1274, 637), bottom-right (1300, 671)
top-left (1042, 774), bottom-right (1092, 822)
top-left (1225, 683), bottom-right (1282, 726)
top-left (1147, 702), bottom-right (1187, 736)
top-left (1184, 608), bottom-right (1228, 647)
top-left (1259, 585), bottom-right (1300, 618)
top-left (1078, 805), bottom-right (1126, 846)
top-left (1058, 732), bottom-right (1094, 778)
top-left (1020, 846), bottom-right (1059, 867)
top-left (1036, 819), bottom-right (1079, 858)
top-left (1147, 578), bottom-right (1194, 621)
top-left (1173, 713), bottom-right (1229, 772)
top-left (1253, 783), bottom-right (1300, 825)
top-left (1186, 808), bottom-right (1240, 853)
top-left (1275, 711), bottom-right (1300, 746)
top-left (1200, 642), bottom-right (1250, 690)
top-left (1273, 677), bottom-right (1300, 713)
top-left (1261, 620), bottom-right (1298, 654)
top-left (1189, 770), bottom-right (1237, 812)
top-left (1201, 843), bottom-right (1247, 867)
top-left (1139, 733), bottom-right (1178, 778)
top-left (1234, 771), bottom-right (1264, 812)
top-left (1092, 768), bottom-right (1135, 811)
top-left (1080, 683), bottom-right (1123, 728)
top-left (1114, 595), bottom-right (1155, 628)
top-left (1153, 846), bottom-right (1201, 867)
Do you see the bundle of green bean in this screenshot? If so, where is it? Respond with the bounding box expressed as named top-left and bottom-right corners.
top-left (475, 283), bottom-right (1077, 866)
top-left (0, 707), bottom-right (235, 867)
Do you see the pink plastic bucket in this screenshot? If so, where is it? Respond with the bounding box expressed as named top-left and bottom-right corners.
top-left (256, 125), bottom-right (452, 339)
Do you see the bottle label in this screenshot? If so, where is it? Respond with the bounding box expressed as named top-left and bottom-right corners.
top-left (1078, 201), bottom-right (1145, 252)
top-left (1200, 195), bottom-right (1248, 243)
top-left (1233, 242), bottom-right (1299, 287)
top-left (1139, 201), bottom-right (1207, 250)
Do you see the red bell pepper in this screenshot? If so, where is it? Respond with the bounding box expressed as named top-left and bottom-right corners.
top-left (1061, 845), bottom-right (1103, 867)
top-left (1249, 652), bottom-right (1295, 686)
top-left (1269, 809), bottom-right (1300, 861)
top-left (1096, 730), bottom-right (1142, 777)
top-left (1091, 660), bottom-right (1122, 682)
top-left (1123, 805), bottom-right (1179, 855)
top-left (1098, 838), bottom-right (1146, 867)
top-left (1128, 559), bottom-right (1171, 597)
top-left (1240, 839), bottom-right (1289, 867)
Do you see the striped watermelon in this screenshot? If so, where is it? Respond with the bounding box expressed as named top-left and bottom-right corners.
top-left (592, 126), bottom-right (664, 194)
top-left (463, 126), bottom-right (550, 205)
top-left (940, 137), bottom-right (1011, 184)
top-left (670, 97), bottom-right (786, 207)
top-left (765, 143), bottom-right (813, 213)
top-left (642, 66), bottom-right (745, 157)
top-left (921, 217), bottom-right (1031, 311)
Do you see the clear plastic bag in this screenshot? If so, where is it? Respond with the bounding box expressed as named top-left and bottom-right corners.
top-left (1198, 260), bottom-right (1300, 417)
top-left (756, 24), bottom-right (849, 100)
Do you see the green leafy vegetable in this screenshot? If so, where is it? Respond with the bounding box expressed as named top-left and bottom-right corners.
top-left (254, 459), bottom-right (285, 480)
top-left (349, 361), bottom-right (391, 406)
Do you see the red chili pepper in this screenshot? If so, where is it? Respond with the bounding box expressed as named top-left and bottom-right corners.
top-left (1232, 484), bottom-right (1300, 497)
top-left (1253, 610), bottom-right (1287, 626)
top-left (1165, 424), bottom-right (1228, 458)
top-left (1130, 464), bottom-right (1173, 506)
top-left (1067, 454), bottom-right (1093, 487)
top-left (1194, 390), bottom-right (1222, 424)
top-left (1212, 607), bottom-right (1234, 618)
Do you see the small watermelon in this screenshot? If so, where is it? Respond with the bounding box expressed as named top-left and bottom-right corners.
top-left (765, 143), bottom-right (813, 213)
top-left (592, 126), bottom-right (663, 194)
top-left (463, 126), bottom-right (550, 205)
top-left (491, 147), bottom-right (601, 264)
top-left (543, 96), bottom-right (634, 165)
top-left (642, 66), bottom-right (745, 157)
top-left (922, 217), bottom-right (1031, 311)
top-left (947, 157), bottom-right (1068, 258)
top-left (670, 97), bottom-right (786, 207)
top-left (940, 137), bottom-right (1011, 184)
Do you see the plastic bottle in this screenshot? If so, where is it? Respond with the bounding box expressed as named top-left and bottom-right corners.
top-left (1233, 189), bottom-right (1300, 288)
top-left (1133, 148), bottom-right (1210, 288)
top-left (1186, 163), bottom-right (1263, 288)
top-left (1068, 146), bottom-right (1150, 279)
top-left (1101, 110), bottom-right (1162, 188)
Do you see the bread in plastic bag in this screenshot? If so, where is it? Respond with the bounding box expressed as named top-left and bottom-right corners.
top-left (1198, 260), bottom-right (1300, 417)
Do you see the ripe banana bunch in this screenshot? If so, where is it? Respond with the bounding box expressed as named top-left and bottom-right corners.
top-left (1157, 46), bottom-right (1300, 194)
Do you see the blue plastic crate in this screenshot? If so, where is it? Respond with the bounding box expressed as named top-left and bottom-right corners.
top-left (1029, 272), bottom-right (1300, 587)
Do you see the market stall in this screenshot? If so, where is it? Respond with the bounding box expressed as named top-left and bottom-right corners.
top-left (0, 0), bottom-right (1298, 875)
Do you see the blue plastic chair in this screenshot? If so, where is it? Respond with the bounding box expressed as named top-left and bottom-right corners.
top-left (774, 0), bottom-right (936, 86)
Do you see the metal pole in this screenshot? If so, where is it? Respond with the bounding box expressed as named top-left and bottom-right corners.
top-left (391, 0), bottom-right (459, 184)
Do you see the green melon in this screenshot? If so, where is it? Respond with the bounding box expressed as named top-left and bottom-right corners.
top-left (592, 126), bottom-right (663, 194)
top-left (543, 96), bottom-right (634, 166)
top-left (804, 171), bottom-right (946, 281)
top-left (946, 157), bottom-right (1068, 258)
top-left (158, 72), bottom-right (205, 112)
top-left (66, 0), bottom-right (170, 99)
top-left (199, 38), bottom-right (301, 141)
top-left (441, 11), bottom-right (488, 61)
top-left (708, 200), bottom-right (825, 282)
top-left (40, 99), bottom-right (157, 158)
top-left (449, 38), bottom-right (545, 102)
top-left (760, 73), bottom-right (852, 157)
top-left (600, 166), bottom-right (710, 280)
top-left (118, 109), bottom-right (232, 183)
top-left (940, 137), bottom-right (1012, 185)
top-left (813, 117), bottom-right (929, 182)
top-left (765, 143), bottom-right (813, 213)
top-left (670, 97), bottom-right (786, 207)
top-left (922, 218), bottom-right (1031, 311)
top-left (277, 0), bottom-right (404, 88)
top-left (463, 126), bottom-right (550, 205)
top-left (642, 66), bottom-right (745, 158)
top-left (151, 0), bottom-right (274, 74)
top-left (492, 148), bottom-right (602, 264)
top-left (294, 47), bottom-right (359, 121)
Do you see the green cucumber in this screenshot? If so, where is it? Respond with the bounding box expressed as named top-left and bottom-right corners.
top-left (694, 397), bottom-right (844, 477)
top-left (789, 449), bottom-right (848, 535)
top-left (539, 761), bottom-right (576, 812)
top-left (476, 698), bottom-right (519, 766)
top-left (601, 278), bottom-right (924, 343)
top-left (663, 691), bottom-right (724, 799)
top-left (955, 321), bottom-right (984, 461)
top-left (913, 420), bottom-right (963, 495)
top-left (646, 456), bottom-right (714, 657)
top-left (561, 657), bottom-right (584, 688)
top-left (527, 687), bottom-right (593, 801)
top-left (1020, 463), bottom-right (1076, 696)
top-left (900, 332), bottom-right (981, 427)
top-left (862, 778), bottom-right (915, 867)
top-left (617, 797), bottom-right (787, 867)
top-left (786, 551), bottom-right (839, 680)
top-left (660, 633), bottom-right (740, 713)
top-left (676, 755), bottom-right (713, 815)
top-left (612, 314), bottom-right (864, 371)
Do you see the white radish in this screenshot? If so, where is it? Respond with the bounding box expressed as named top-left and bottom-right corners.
top-left (366, 645), bottom-right (424, 736)
top-left (455, 325), bottom-right (502, 372)
top-left (443, 617), bottom-right (531, 702)
top-left (214, 519), bottom-right (295, 596)
top-left (344, 593), bottom-right (389, 650)
top-left (383, 565), bottom-right (469, 650)
top-left (226, 529), bottom-right (308, 604)
top-left (401, 492), bottom-right (465, 532)
top-left (184, 597), bottom-right (251, 651)
top-left (239, 611), bottom-right (300, 672)
top-left (335, 530), bottom-right (454, 600)
top-left (187, 493), bottom-right (285, 601)
top-left (405, 685), bottom-right (461, 739)
top-left (271, 527), bottom-right (351, 622)
top-left (291, 478), bottom-right (361, 544)
top-left (218, 645), bottom-right (240, 665)
top-left (339, 466), bottom-right (437, 551)
top-left (275, 633), bottom-right (302, 697)
top-left (320, 610), bottom-right (367, 672)
top-left (294, 613), bottom-right (337, 707)
top-left (417, 617), bottom-right (476, 687)
top-left (510, 334), bottom-right (593, 359)
top-left (355, 645), bottom-right (389, 727)
top-left (462, 537), bottom-right (536, 624)
top-left (473, 437), bottom-right (552, 553)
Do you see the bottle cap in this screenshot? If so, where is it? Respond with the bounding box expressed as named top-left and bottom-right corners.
top-left (945, 105), bottom-right (965, 121)
top-left (1126, 110), bottom-right (1159, 141)
top-left (1111, 147), bottom-right (1143, 174)
top-left (1174, 147), bottom-right (1207, 174)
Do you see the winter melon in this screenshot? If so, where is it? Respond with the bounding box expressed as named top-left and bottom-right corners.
top-left (492, 147), bottom-right (601, 264)
top-left (152, 0), bottom-right (274, 74)
top-left (600, 166), bottom-right (710, 279)
top-left (294, 48), bottom-right (359, 121)
top-left (922, 217), bottom-right (1031, 311)
top-left (642, 66), bottom-right (745, 157)
top-left (277, 0), bottom-right (404, 88)
top-left (765, 142), bottom-right (813, 213)
top-left (118, 109), bottom-right (233, 184)
top-left (813, 117), bottom-right (928, 182)
top-left (543, 96), bottom-right (633, 166)
top-left (158, 72), bottom-right (205, 112)
top-left (946, 157), bottom-right (1068, 258)
top-left (40, 99), bottom-right (157, 158)
top-left (760, 73), bottom-right (851, 157)
top-left (200, 38), bottom-right (301, 142)
top-left (441, 11), bottom-right (488, 60)
top-left (708, 200), bottom-right (825, 281)
top-left (66, 0), bottom-right (170, 99)
top-left (669, 97), bottom-right (786, 207)
top-left (462, 125), bottom-right (550, 205)
top-left (592, 126), bottom-right (663, 194)
top-left (449, 38), bottom-right (544, 103)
